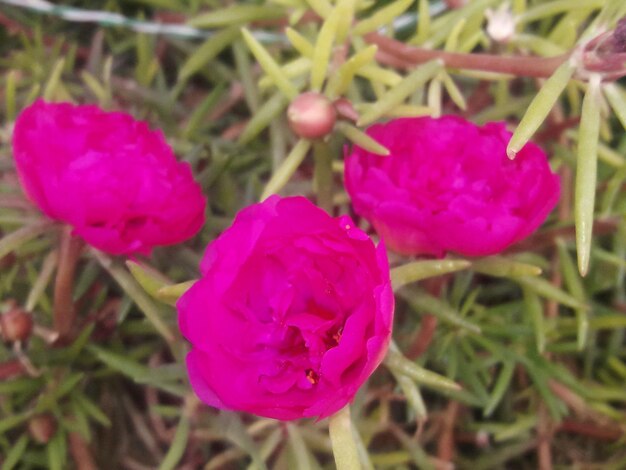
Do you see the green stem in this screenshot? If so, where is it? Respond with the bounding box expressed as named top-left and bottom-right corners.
top-left (329, 405), bottom-right (362, 470)
top-left (313, 141), bottom-right (334, 213)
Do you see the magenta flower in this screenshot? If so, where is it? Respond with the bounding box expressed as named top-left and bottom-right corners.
top-left (345, 116), bottom-right (560, 257)
top-left (177, 196), bottom-right (393, 420)
top-left (12, 100), bottom-right (206, 255)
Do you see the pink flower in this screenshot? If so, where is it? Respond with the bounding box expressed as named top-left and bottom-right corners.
top-left (177, 196), bottom-right (393, 420)
top-left (345, 116), bottom-right (560, 257)
top-left (12, 100), bottom-right (206, 255)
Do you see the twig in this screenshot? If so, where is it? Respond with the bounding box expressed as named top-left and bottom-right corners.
top-left (365, 32), bottom-right (569, 78)
top-left (437, 401), bottom-right (459, 465)
top-left (537, 403), bottom-right (553, 470)
top-left (69, 432), bottom-right (98, 470)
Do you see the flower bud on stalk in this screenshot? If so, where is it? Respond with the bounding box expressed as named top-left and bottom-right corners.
top-left (0, 307), bottom-right (33, 343)
top-left (28, 414), bottom-right (57, 444)
top-left (581, 17), bottom-right (626, 80)
top-left (287, 92), bottom-right (337, 139)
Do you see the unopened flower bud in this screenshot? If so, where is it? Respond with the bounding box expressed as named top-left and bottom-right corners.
top-left (333, 98), bottom-right (359, 123)
top-left (0, 308), bottom-right (33, 343)
top-left (287, 92), bottom-right (337, 139)
top-left (28, 414), bottom-right (57, 444)
top-left (581, 22), bottom-right (626, 80)
top-left (609, 17), bottom-right (626, 53)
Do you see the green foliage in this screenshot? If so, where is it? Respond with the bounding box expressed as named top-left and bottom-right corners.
top-left (1, 0), bottom-right (626, 469)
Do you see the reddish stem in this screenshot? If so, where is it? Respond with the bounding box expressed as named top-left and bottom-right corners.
top-left (537, 404), bottom-right (553, 470)
top-left (406, 278), bottom-right (444, 359)
top-left (69, 432), bottom-right (98, 470)
top-left (53, 226), bottom-right (83, 341)
top-left (437, 401), bottom-right (460, 464)
top-left (557, 420), bottom-right (623, 441)
top-left (365, 32), bottom-right (569, 78)
top-left (406, 314), bottom-right (438, 359)
top-left (0, 359), bottom-right (26, 380)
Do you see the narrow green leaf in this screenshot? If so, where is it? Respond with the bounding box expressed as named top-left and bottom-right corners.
top-left (507, 60), bottom-right (575, 158)
top-left (43, 58), bottom-right (66, 101)
top-left (484, 361), bottom-right (516, 417)
top-left (80, 71), bottom-right (108, 107)
top-left (87, 344), bottom-right (150, 379)
top-left (593, 247), bottom-right (626, 269)
top-left (390, 369), bottom-right (428, 420)
top-left (46, 431), bottom-right (66, 470)
top-left (352, 0), bottom-right (413, 35)
top-left (472, 256), bottom-right (542, 278)
top-left (0, 220), bottom-right (53, 260)
top-left (310, 9), bottom-right (340, 91)
top-left (188, 5), bottom-right (285, 27)
top-left (233, 39), bottom-right (261, 112)
top-left (6, 70), bottom-right (18, 122)
top-left (358, 60), bottom-right (442, 126)
top-left (519, 0), bottom-right (605, 23)
top-left (285, 27), bottom-right (314, 58)
top-left (603, 83), bottom-right (626, 131)
top-left (517, 276), bottom-right (586, 310)
top-left (557, 240), bottom-right (588, 349)
top-left (313, 141), bottom-right (334, 213)
top-left (0, 376), bottom-right (44, 395)
top-left (326, 45), bottom-right (378, 98)
top-left (575, 74), bottom-right (602, 276)
top-left (258, 57), bottom-right (311, 90)
top-left (415, 0), bottom-right (431, 45)
top-left (357, 65), bottom-right (402, 87)
top-left (73, 394), bottom-right (111, 428)
top-left (126, 260), bottom-right (170, 299)
top-left (441, 71), bottom-right (467, 110)
top-left (336, 122), bottom-right (389, 157)
top-left (93, 250), bottom-right (175, 344)
top-left (390, 259), bottom-right (470, 290)
top-left (427, 73), bottom-right (442, 117)
top-left (242, 28), bottom-right (298, 100)
top-left (304, 0), bottom-right (333, 18)
top-left (261, 139), bottom-right (312, 200)
top-left (25, 249), bottom-right (58, 311)
top-left (329, 406), bottom-right (361, 470)
top-left (158, 415), bottom-right (190, 470)
top-left (178, 27), bottom-right (240, 81)
top-left (0, 412), bottom-right (30, 434)
top-left (286, 424), bottom-right (312, 470)
top-left (492, 415), bottom-right (537, 442)
top-left (522, 357), bottom-right (567, 419)
top-left (444, 18), bottom-right (466, 52)
top-left (402, 291), bottom-right (482, 333)
top-left (239, 92), bottom-right (290, 144)
top-left (156, 281), bottom-right (196, 306)
top-left (335, 0), bottom-right (357, 43)
top-left (219, 411), bottom-right (267, 470)
top-left (385, 344), bottom-right (462, 392)
top-left (52, 373), bottom-right (85, 403)
top-left (2, 433), bottom-right (29, 470)
top-left (522, 287), bottom-right (545, 353)
top-left (183, 82), bottom-right (227, 138)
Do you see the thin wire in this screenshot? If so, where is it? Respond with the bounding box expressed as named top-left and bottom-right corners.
top-left (0, 0), bottom-right (446, 42)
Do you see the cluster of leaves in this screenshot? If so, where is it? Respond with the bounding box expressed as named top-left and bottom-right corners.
top-left (0, 0), bottom-right (626, 468)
